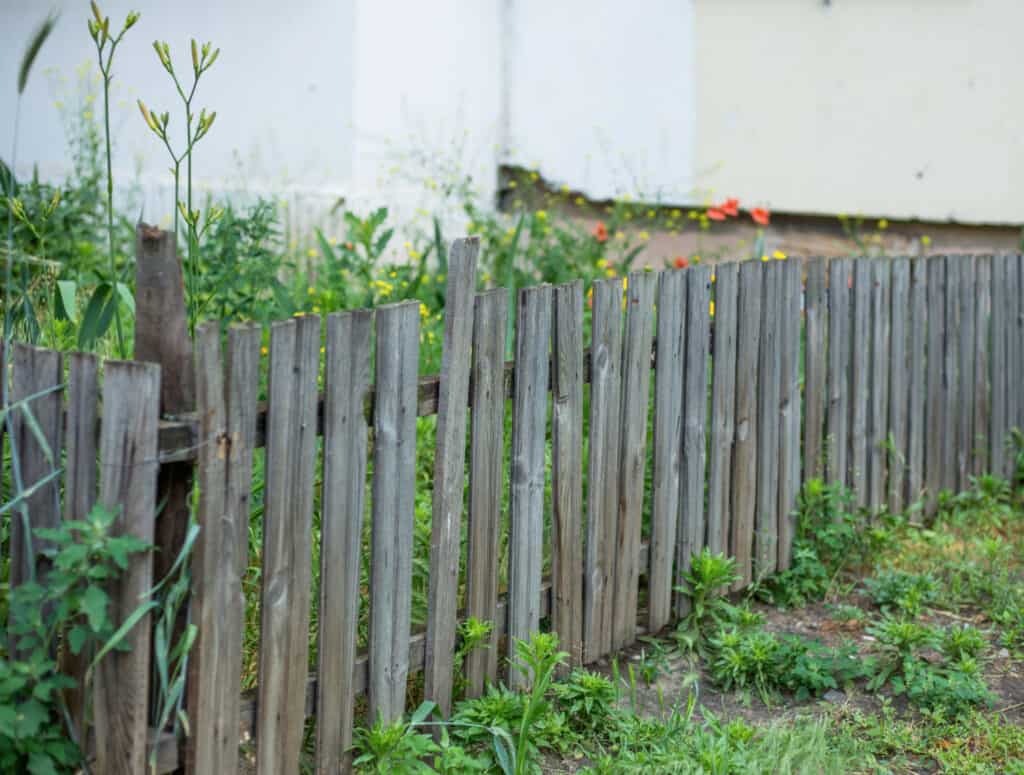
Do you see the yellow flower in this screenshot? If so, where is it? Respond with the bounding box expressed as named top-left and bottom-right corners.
top-left (605, 268), bottom-right (616, 278)
top-left (83, 110), bottom-right (93, 120)
top-left (529, 171), bottom-right (539, 182)
top-left (307, 287), bottom-right (315, 295)
top-left (307, 248), bottom-right (318, 258)
top-left (709, 301), bottom-right (715, 318)
top-left (877, 219), bottom-right (889, 230)
top-left (647, 209), bottom-right (656, 219)
top-left (575, 196), bottom-right (585, 206)
top-left (773, 250), bottom-right (787, 260)
top-left (260, 346), bottom-right (268, 356)
top-left (389, 270), bottom-right (397, 278)
top-left (536, 210), bottom-right (547, 220)
top-left (327, 237), bottom-right (337, 247)
top-left (508, 180), bottom-right (518, 189)
top-left (710, 272), bottom-right (715, 283)
top-left (688, 211), bottom-right (699, 220)
top-left (312, 306), bottom-right (320, 313)
top-left (623, 276), bottom-right (629, 290)
top-left (761, 255), bottom-right (770, 262)
top-left (320, 346), bottom-right (325, 354)
top-left (560, 184), bottom-right (570, 194)
top-left (639, 231), bottom-right (650, 241)
top-left (596, 259), bottom-right (608, 269)
top-left (420, 303), bottom-right (429, 319)
top-left (404, 241), bottom-right (413, 249)
top-left (294, 311), bottom-right (305, 317)
top-left (409, 249), bottom-right (422, 260)
top-left (921, 235), bottom-right (932, 247)
top-left (671, 209), bottom-right (682, 219)
top-left (693, 256), bottom-right (701, 264)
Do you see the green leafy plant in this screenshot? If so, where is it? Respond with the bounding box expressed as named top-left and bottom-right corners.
top-left (675, 549), bottom-right (741, 647)
top-left (940, 624), bottom-right (988, 661)
top-left (553, 669), bottom-right (618, 738)
top-left (352, 701), bottom-right (439, 774)
top-left (864, 569), bottom-right (940, 618)
top-left (452, 617), bottom-right (493, 701)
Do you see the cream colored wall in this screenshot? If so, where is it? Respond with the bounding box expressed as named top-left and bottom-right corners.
top-left (694, 0), bottom-right (1024, 225)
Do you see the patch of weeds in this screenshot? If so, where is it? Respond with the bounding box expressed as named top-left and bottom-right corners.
top-left (864, 569), bottom-right (941, 617)
top-left (634, 636), bottom-right (672, 686)
top-left (553, 669), bottom-right (619, 739)
top-left (940, 623), bottom-right (989, 661)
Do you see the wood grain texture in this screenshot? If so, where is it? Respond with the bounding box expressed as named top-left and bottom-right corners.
top-left (464, 290), bottom-right (509, 696)
top-left (907, 259), bottom-right (928, 505)
top-left (827, 259), bottom-right (852, 488)
top-left (730, 262), bottom-right (763, 588)
top-left (755, 263), bottom-right (781, 577)
top-left (972, 257), bottom-right (991, 477)
top-left (867, 261), bottom-right (891, 513)
top-left (257, 315), bottom-right (321, 775)
top-left (956, 258), bottom-right (977, 490)
top-left (707, 264), bottom-right (737, 558)
top-left (803, 258), bottom-right (827, 481)
top-left (849, 261), bottom-right (871, 507)
top-left (508, 285), bottom-right (552, 687)
top-left (1010, 255), bottom-right (1024, 447)
top-left (612, 271), bottom-right (656, 649)
top-left (584, 278), bottom-right (624, 661)
top-left (552, 281), bottom-right (585, 667)
top-left (887, 259), bottom-right (910, 514)
top-left (94, 360), bottom-right (160, 775)
top-left (369, 303), bottom-right (420, 721)
top-left (424, 239), bottom-right (479, 716)
top-left (777, 259), bottom-right (802, 570)
top-left (942, 256), bottom-right (960, 493)
top-left (316, 311), bottom-right (372, 774)
top-left (648, 269), bottom-right (687, 633)
top-left (925, 256), bottom-right (947, 514)
top-left (989, 256), bottom-right (1008, 476)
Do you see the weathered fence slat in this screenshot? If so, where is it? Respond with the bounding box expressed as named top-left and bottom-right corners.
top-left (508, 285), bottom-right (553, 686)
top-left (972, 257), bottom-right (992, 477)
top-left (925, 256), bottom-right (947, 512)
top-left (942, 256), bottom-right (960, 493)
top-left (849, 261), bottom-right (871, 506)
top-left (369, 303), bottom-right (420, 721)
top-left (887, 259), bottom-right (910, 514)
top-left (989, 256), bottom-right (1008, 476)
top-left (425, 239), bottom-right (479, 717)
top-left (612, 271), bottom-right (656, 649)
top-left (907, 259), bottom-right (928, 505)
top-left (257, 315), bottom-right (321, 775)
top-left (731, 262), bottom-right (762, 588)
top-left (803, 258), bottom-right (827, 481)
top-left (867, 261), bottom-right (891, 512)
top-left (584, 278), bottom-right (624, 660)
top-left (94, 361), bottom-right (161, 775)
top-left (956, 258), bottom-right (977, 490)
top-left (707, 264), bottom-right (737, 558)
top-left (551, 281), bottom-right (585, 667)
top-left (464, 290), bottom-right (509, 695)
top-left (777, 258), bottom-right (802, 570)
top-left (1011, 255), bottom-right (1024, 443)
top-left (316, 311), bottom-right (372, 774)
top-left (755, 263), bottom-right (781, 576)
top-left (827, 258), bottom-right (852, 488)
top-left (648, 269), bottom-right (687, 633)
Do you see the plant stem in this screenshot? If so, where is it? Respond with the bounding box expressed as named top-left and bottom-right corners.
top-left (100, 39), bottom-right (126, 356)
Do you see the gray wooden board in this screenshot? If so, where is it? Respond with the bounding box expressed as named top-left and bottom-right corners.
top-left (956, 258), bottom-right (977, 489)
top-left (369, 303), bottom-right (420, 720)
top-left (755, 263), bottom-right (781, 576)
top-left (317, 311), bottom-right (372, 773)
top-left (925, 256), bottom-right (947, 513)
top-left (584, 278), bottom-right (623, 660)
top-left (849, 260), bottom-right (871, 507)
top-left (803, 258), bottom-right (827, 482)
top-left (942, 256), bottom-right (959, 493)
top-left (424, 238), bottom-right (479, 717)
top-left (551, 281), bottom-right (585, 667)
top-left (507, 285), bottom-right (552, 687)
top-left (907, 259), bottom-right (928, 505)
top-left (989, 256), bottom-right (1008, 476)
top-left (257, 315), bottom-right (321, 775)
top-left (867, 261), bottom-right (891, 513)
top-left (94, 361), bottom-right (160, 775)
top-left (827, 259), bottom-right (852, 488)
top-left (706, 264), bottom-right (737, 559)
top-left (972, 257), bottom-right (991, 476)
top-left (648, 268), bottom-right (687, 633)
top-left (612, 271), bottom-right (656, 649)
top-left (464, 290), bottom-right (509, 695)
top-left (777, 259), bottom-right (802, 570)
top-left (730, 262), bottom-right (762, 588)
top-left (1011, 255), bottom-right (1024, 445)
top-left (887, 259), bottom-right (910, 514)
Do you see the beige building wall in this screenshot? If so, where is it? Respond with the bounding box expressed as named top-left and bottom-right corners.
top-left (694, 0), bottom-right (1024, 225)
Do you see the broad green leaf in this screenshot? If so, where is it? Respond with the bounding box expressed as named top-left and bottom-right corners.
top-left (81, 585), bottom-right (109, 632)
top-left (57, 280), bottom-right (78, 322)
top-left (115, 282), bottom-right (135, 314)
top-left (17, 403), bottom-right (55, 465)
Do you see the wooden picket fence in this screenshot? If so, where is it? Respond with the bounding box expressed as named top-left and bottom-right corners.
top-left (3, 240), bottom-right (1023, 774)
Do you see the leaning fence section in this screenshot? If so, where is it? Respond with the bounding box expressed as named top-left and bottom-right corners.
top-left (4, 249), bottom-right (1023, 775)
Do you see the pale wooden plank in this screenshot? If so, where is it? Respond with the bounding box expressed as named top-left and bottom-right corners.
top-left (551, 281), bottom-right (585, 667)
top-left (316, 311), bottom-right (372, 774)
top-left (907, 259), bottom-right (928, 505)
top-left (777, 258), bottom-right (802, 570)
top-left (849, 260), bottom-right (871, 507)
top-left (730, 262), bottom-right (762, 588)
top-left (464, 289), bottom-right (509, 696)
top-left (826, 259), bottom-right (852, 488)
top-left (972, 256), bottom-right (992, 477)
top-left (94, 360), bottom-right (161, 775)
top-left (925, 256), bottom-right (947, 513)
top-left (424, 238), bottom-right (479, 717)
top-left (956, 258), bottom-right (977, 490)
top-left (508, 284), bottom-right (552, 687)
top-left (803, 258), bottom-right (827, 482)
top-left (706, 264), bottom-right (737, 558)
top-left (257, 314), bottom-right (321, 775)
top-left (989, 256), bottom-right (1008, 476)
top-left (648, 268), bottom-right (687, 633)
top-left (755, 263), bottom-right (781, 577)
top-left (942, 256), bottom-right (960, 493)
top-left (584, 278), bottom-right (623, 661)
top-left (867, 260), bottom-right (892, 513)
top-left (612, 271), bottom-right (656, 649)
top-left (368, 302), bottom-right (420, 721)
top-left (1011, 255), bottom-right (1024, 445)
top-left (887, 259), bottom-right (910, 514)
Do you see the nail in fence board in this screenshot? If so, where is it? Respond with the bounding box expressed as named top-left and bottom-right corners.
top-left (612, 271), bottom-right (656, 649)
top-left (706, 264), bottom-right (737, 558)
top-left (730, 262), bottom-right (762, 588)
top-left (907, 259), bottom-right (929, 505)
top-left (943, 257), bottom-right (960, 494)
top-left (925, 256), bottom-right (947, 513)
top-left (552, 281), bottom-right (585, 667)
top-left (425, 239), bottom-right (479, 717)
top-left (508, 285), bottom-right (553, 686)
top-left (648, 269), bottom-right (687, 632)
top-left (972, 257), bottom-right (991, 477)
top-left (827, 259), bottom-right (852, 488)
top-left (849, 261), bottom-right (871, 507)
top-left (464, 290), bottom-right (509, 696)
top-left (316, 312), bottom-right (372, 773)
top-left (755, 263), bottom-right (781, 576)
top-left (257, 315), bottom-right (321, 775)
top-left (9, 344), bottom-right (63, 594)
top-left (956, 258), bottom-right (977, 490)
top-left (94, 361), bottom-right (160, 775)
top-left (584, 278), bottom-right (623, 660)
top-left (989, 257), bottom-right (1008, 476)
top-left (777, 259), bottom-right (802, 570)
top-left (867, 261), bottom-right (892, 512)
top-left (369, 303), bottom-right (420, 721)
top-left (888, 259), bottom-right (910, 514)
top-left (803, 259), bottom-right (828, 482)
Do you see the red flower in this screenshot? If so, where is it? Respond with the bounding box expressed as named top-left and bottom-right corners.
top-left (673, 256), bottom-right (689, 269)
top-left (707, 208), bottom-right (726, 221)
top-left (592, 221), bottom-right (608, 242)
top-left (750, 207), bottom-right (770, 226)
top-left (720, 198), bottom-right (740, 217)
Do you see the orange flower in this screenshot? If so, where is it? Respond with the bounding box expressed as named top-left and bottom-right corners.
top-left (750, 207), bottom-right (770, 226)
top-left (720, 197), bottom-right (740, 217)
top-left (344, 241), bottom-right (354, 250)
top-left (592, 221), bottom-right (608, 242)
top-left (673, 256), bottom-right (689, 269)
top-left (707, 207), bottom-right (726, 221)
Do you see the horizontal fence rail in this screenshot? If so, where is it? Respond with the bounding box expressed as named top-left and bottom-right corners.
top-left (4, 249), bottom-right (1024, 774)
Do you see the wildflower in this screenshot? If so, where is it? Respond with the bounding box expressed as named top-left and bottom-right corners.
top-left (623, 276), bottom-right (629, 290)
top-left (750, 207), bottom-right (770, 226)
top-left (710, 272), bottom-right (716, 283)
top-left (389, 270), bottom-right (397, 278)
top-left (673, 256), bottom-right (689, 269)
top-left (605, 268), bottom-right (616, 278)
top-left (575, 196), bottom-right (585, 206)
top-left (593, 222), bottom-right (608, 242)
top-left (561, 184), bottom-right (570, 194)
top-left (707, 208), bottom-right (726, 221)
top-left (529, 171), bottom-right (539, 181)
top-left (709, 301), bottom-right (715, 318)
top-left (639, 231), bottom-right (650, 241)
top-left (615, 231), bottom-right (626, 241)
top-left (536, 210), bottom-right (547, 221)
top-left (596, 258), bottom-right (608, 269)
top-left (508, 180), bottom-right (517, 189)
top-left (671, 209), bottom-right (682, 219)
top-left (294, 311), bottom-right (306, 317)
top-left (921, 235), bottom-right (932, 247)
top-left (720, 198), bottom-right (740, 217)
top-left (328, 237), bottom-right (337, 246)
top-left (320, 346), bottom-right (325, 354)
top-left (773, 250), bottom-right (787, 260)
top-left (312, 306), bottom-right (320, 313)
top-left (420, 303), bottom-right (429, 319)
top-left (409, 249), bottom-right (422, 260)
top-left (587, 287), bottom-right (594, 308)
top-left (306, 248), bottom-right (318, 258)
top-left (345, 241), bottom-right (354, 250)
top-left (877, 218), bottom-right (889, 230)
top-left (260, 346), bottom-right (268, 356)
top-left (647, 209), bottom-right (656, 219)
top-left (761, 255), bottom-right (770, 262)
top-left (693, 255), bottom-right (701, 264)
top-left (307, 287), bottom-right (315, 296)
